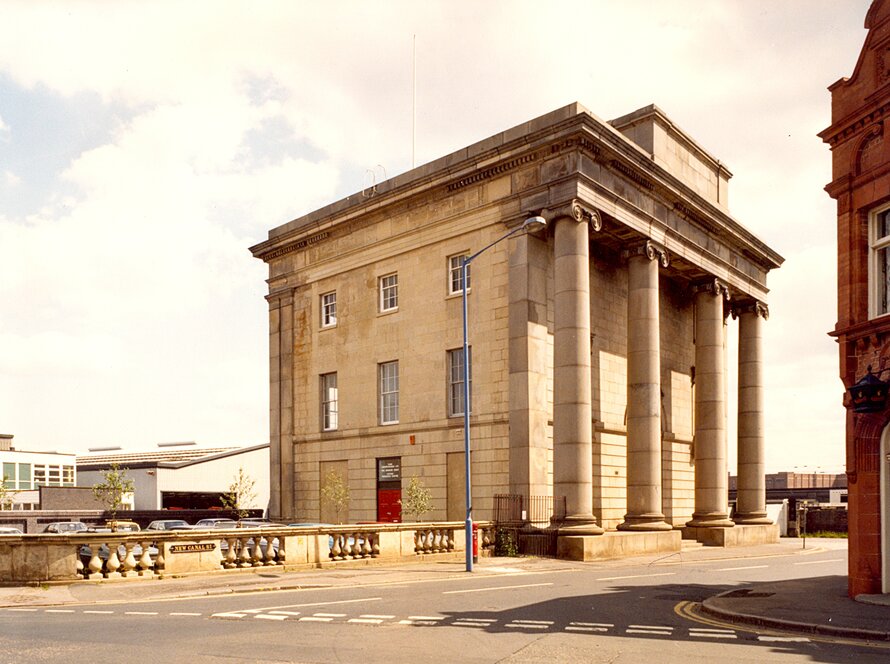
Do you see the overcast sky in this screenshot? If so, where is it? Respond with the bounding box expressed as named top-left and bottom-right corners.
top-left (0, 1), bottom-right (872, 472)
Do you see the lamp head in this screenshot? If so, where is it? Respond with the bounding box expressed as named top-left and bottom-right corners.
top-left (522, 215), bottom-right (547, 233)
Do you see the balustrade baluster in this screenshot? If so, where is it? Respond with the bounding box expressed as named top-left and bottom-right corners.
top-left (238, 537), bottom-right (253, 568)
top-left (87, 545), bottom-right (104, 580)
top-left (371, 534), bottom-right (380, 557)
top-left (223, 538), bottom-right (238, 568)
top-left (120, 542), bottom-right (138, 577)
top-left (138, 540), bottom-right (154, 576)
top-left (414, 530), bottom-right (422, 553)
top-left (105, 541), bottom-right (122, 578)
top-left (331, 534), bottom-right (342, 559)
top-left (264, 537), bottom-right (278, 566)
top-left (361, 533), bottom-right (371, 558)
top-left (351, 532), bottom-right (362, 559)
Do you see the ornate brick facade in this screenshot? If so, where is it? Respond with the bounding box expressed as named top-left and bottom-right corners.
top-left (821, 0), bottom-right (890, 597)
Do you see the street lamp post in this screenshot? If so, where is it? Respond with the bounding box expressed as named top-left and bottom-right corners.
top-left (462, 215), bottom-right (547, 572)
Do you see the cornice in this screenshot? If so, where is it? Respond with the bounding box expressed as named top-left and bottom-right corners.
top-left (819, 99), bottom-right (890, 147)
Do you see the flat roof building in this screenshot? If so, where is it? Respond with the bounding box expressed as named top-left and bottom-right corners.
top-left (251, 102), bottom-right (782, 547)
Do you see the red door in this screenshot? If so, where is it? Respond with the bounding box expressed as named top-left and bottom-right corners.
top-left (377, 488), bottom-right (402, 523)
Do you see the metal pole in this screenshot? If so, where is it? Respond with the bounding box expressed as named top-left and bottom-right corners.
top-left (462, 259), bottom-right (473, 572)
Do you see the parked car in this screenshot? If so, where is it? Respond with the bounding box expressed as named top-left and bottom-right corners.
top-left (105, 520), bottom-right (140, 532)
top-left (0, 526), bottom-right (23, 535)
top-left (194, 518), bottom-right (237, 529)
top-left (42, 521), bottom-right (88, 534)
top-left (145, 519), bottom-right (193, 531)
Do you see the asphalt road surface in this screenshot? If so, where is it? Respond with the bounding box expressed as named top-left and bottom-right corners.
top-left (0, 540), bottom-right (880, 663)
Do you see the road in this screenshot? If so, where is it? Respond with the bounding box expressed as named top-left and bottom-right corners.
top-left (0, 540), bottom-right (880, 663)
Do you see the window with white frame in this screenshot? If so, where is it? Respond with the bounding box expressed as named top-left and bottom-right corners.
top-left (61, 465), bottom-right (74, 486)
top-left (447, 347), bottom-right (471, 417)
top-left (379, 273), bottom-right (398, 312)
top-left (448, 254), bottom-right (470, 295)
top-left (33, 465), bottom-right (47, 487)
top-left (871, 206), bottom-right (890, 318)
top-left (321, 372), bottom-right (338, 431)
top-left (321, 291), bottom-right (337, 327)
top-left (379, 361), bottom-right (399, 424)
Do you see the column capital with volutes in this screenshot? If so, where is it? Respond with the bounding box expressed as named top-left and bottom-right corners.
top-left (731, 300), bottom-right (769, 320)
top-left (542, 199), bottom-right (602, 231)
top-left (621, 240), bottom-right (669, 268)
top-left (691, 277), bottom-right (731, 300)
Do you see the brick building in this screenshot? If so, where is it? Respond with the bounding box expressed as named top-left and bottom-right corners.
top-left (251, 102), bottom-right (782, 551)
top-left (821, 0), bottom-right (890, 596)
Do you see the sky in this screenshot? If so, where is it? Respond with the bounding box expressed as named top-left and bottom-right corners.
top-left (0, 0), bottom-right (873, 473)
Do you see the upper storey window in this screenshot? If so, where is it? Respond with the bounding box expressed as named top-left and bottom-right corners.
top-left (449, 254), bottom-right (470, 295)
top-left (870, 206), bottom-right (890, 318)
top-left (321, 291), bottom-right (337, 328)
top-left (379, 274), bottom-right (398, 312)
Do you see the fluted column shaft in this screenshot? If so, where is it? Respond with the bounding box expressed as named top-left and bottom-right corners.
top-left (688, 283), bottom-right (734, 528)
top-left (553, 213), bottom-right (601, 534)
top-left (619, 246), bottom-right (671, 531)
top-left (734, 304), bottom-right (771, 524)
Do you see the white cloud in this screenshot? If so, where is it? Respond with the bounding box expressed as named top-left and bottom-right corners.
top-left (3, 170), bottom-right (20, 186)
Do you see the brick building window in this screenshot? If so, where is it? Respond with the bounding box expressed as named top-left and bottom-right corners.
top-left (447, 348), bottom-right (471, 416)
top-left (379, 361), bottom-right (399, 424)
top-left (321, 372), bottom-right (338, 431)
top-left (379, 274), bottom-right (398, 312)
top-left (321, 291), bottom-right (337, 327)
top-left (870, 206), bottom-right (890, 317)
top-left (448, 254), bottom-right (470, 295)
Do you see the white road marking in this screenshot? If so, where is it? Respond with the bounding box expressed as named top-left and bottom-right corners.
top-left (314, 612), bottom-right (346, 617)
top-left (690, 631), bottom-right (737, 639)
top-left (243, 609), bottom-right (264, 614)
top-left (408, 616), bottom-right (443, 621)
top-left (793, 559), bottom-right (844, 566)
top-left (712, 565), bottom-right (769, 572)
top-left (506, 623), bottom-right (548, 630)
top-left (361, 614), bottom-right (395, 619)
top-left (299, 616), bottom-right (333, 622)
top-left (269, 611), bottom-right (301, 616)
top-left (627, 629), bottom-right (673, 636)
top-left (170, 612), bottom-right (201, 616)
top-left (6, 608), bottom-right (38, 612)
top-left (443, 583), bottom-right (553, 594)
top-left (45, 609), bottom-right (75, 613)
top-left (125, 611), bottom-right (158, 616)
top-left (239, 597), bottom-right (382, 612)
top-left (758, 636), bottom-right (811, 642)
top-left (596, 572), bottom-right (676, 581)
top-left (630, 624), bottom-right (674, 630)
top-left (399, 619), bottom-right (438, 625)
top-left (212, 612), bottom-right (247, 619)
top-left (575, 622), bottom-right (613, 628)
top-left (688, 628), bottom-right (736, 634)
top-left (453, 621), bottom-right (490, 627)
top-left (566, 625), bottom-right (608, 632)
top-left (256, 614), bottom-right (287, 621)
top-left (349, 618), bottom-right (383, 624)
top-left (83, 610), bottom-right (114, 615)
top-left (511, 620), bottom-right (553, 625)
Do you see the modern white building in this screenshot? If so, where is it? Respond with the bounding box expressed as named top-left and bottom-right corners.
top-left (76, 442), bottom-right (270, 513)
top-left (0, 435), bottom-right (76, 510)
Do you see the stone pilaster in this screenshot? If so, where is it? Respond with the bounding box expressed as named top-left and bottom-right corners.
top-left (267, 289), bottom-right (295, 522)
top-left (733, 301), bottom-right (771, 524)
top-left (508, 232), bottom-right (551, 497)
top-left (552, 201), bottom-right (603, 535)
top-left (687, 279), bottom-right (734, 528)
top-left (619, 241), bottom-right (672, 531)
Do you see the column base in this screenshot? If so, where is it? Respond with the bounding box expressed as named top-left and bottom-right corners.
top-left (733, 511), bottom-right (772, 525)
top-left (686, 512), bottom-right (734, 528)
top-left (558, 515), bottom-right (604, 536)
top-left (617, 513), bottom-right (673, 532)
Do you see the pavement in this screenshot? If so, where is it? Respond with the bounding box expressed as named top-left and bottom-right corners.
top-left (2, 536), bottom-right (888, 642)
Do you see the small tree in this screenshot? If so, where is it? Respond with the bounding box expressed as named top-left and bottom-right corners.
top-left (320, 470), bottom-right (350, 524)
top-left (0, 475), bottom-right (14, 510)
top-left (401, 476), bottom-right (433, 522)
top-left (92, 464), bottom-right (134, 528)
top-left (221, 467), bottom-right (257, 524)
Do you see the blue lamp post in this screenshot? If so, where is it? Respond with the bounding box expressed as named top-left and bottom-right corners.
top-left (462, 214), bottom-right (547, 572)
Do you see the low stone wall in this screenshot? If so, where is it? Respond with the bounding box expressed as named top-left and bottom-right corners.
top-left (0, 522), bottom-right (494, 584)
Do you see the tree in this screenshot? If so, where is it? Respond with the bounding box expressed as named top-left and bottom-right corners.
top-left (221, 467), bottom-right (257, 524)
top-left (91, 464), bottom-right (134, 528)
top-left (0, 475), bottom-right (14, 511)
top-left (401, 476), bottom-right (433, 522)
top-left (320, 470), bottom-right (350, 524)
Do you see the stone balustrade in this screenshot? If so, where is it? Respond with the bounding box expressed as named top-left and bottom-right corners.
top-left (0, 521), bottom-right (493, 583)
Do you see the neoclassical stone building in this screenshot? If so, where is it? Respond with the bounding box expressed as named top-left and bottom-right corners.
top-left (251, 102), bottom-right (782, 545)
top-left (822, 0), bottom-right (890, 596)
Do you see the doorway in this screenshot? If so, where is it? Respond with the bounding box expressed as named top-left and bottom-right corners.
top-left (376, 457), bottom-right (401, 523)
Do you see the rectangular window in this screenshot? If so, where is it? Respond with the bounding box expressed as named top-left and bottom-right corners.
top-left (448, 254), bottom-right (470, 295)
top-left (321, 372), bottom-right (339, 431)
top-left (379, 273), bottom-right (398, 312)
top-left (2, 462), bottom-right (14, 489)
top-left (321, 291), bottom-right (337, 327)
top-left (62, 466), bottom-right (74, 486)
top-left (18, 463), bottom-right (31, 490)
top-left (48, 466), bottom-right (61, 486)
top-left (379, 361), bottom-right (399, 424)
top-left (870, 207), bottom-right (890, 318)
top-left (33, 465), bottom-right (47, 487)
top-left (447, 348), bottom-right (472, 416)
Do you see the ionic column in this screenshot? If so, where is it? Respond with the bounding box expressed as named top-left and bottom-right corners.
top-left (734, 301), bottom-right (771, 524)
top-left (619, 242), bottom-right (672, 531)
top-left (553, 202), bottom-right (602, 535)
top-left (267, 289), bottom-right (295, 523)
top-left (687, 279), bottom-right (734, 528)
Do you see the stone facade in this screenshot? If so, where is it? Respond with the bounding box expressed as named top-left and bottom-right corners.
top-left (252, 102), bottom-right (782, 539)
top-left (821, 0), bottom-right (890, 597)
